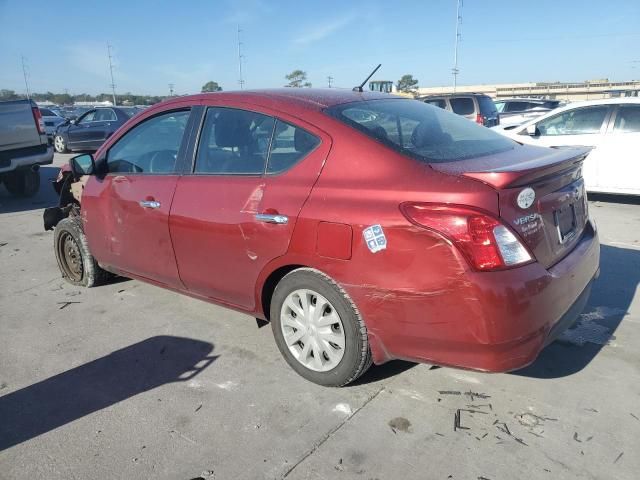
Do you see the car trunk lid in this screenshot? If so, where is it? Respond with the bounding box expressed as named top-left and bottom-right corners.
top-left (431, 145), bottom-right (591, 269)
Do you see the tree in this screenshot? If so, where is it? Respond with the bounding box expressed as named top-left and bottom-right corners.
top-left (285, 70), bottom-right (311, 88)
top-left (0, 89), bottom-right (20, 101)
top-left (201, 81), bottom-right (222, 92)
top-left (396, 74), bottom-right (419, 94)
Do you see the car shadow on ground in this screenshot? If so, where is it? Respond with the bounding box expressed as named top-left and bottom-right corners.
top-left (0, 336), bottom-right (217, 451)
top-left (588, 192), bottom-right (640, 206)
top-left (0, 166), bottom-right (61, 215)
top-left (514, 243), bottom-right (639, 379)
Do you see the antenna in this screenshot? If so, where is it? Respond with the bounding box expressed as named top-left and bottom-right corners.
top-left (237, 25), bottom-right (245, 89)
top-left (327, 76), bottom-right (333, 88)
top-left (21, 55), bottom-right (31, 99)
top-left (353, 64), bottom-right (381, 92)
top-left (452, 0), bottom-right (463, 93)
top-left (107, 43), bottom-right (117, 106)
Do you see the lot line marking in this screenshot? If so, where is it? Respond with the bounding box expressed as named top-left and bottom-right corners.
top-left (282, 386), bottom-right (385, 478)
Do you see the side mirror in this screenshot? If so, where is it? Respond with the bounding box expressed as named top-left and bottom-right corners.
top-left (70, 153), bottom-right (95, 178)
top-left (526, 124), bottom-right (538, 136)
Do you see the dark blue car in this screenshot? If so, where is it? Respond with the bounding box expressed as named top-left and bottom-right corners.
top-left (53, 107), bottom-right (141, 153)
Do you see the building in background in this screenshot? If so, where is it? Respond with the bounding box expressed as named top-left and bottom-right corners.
top-left (417, 79), bottom-right (640, 101)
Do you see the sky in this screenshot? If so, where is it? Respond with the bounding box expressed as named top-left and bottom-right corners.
top-left (1, 0), bottom-right (639, 96)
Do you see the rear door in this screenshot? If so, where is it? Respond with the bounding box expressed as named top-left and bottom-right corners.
top-left (170, 105), bottom-right (330, 310)
top-left (83, 108), bottom-right (192, 288)
top-left (596, 104), bottom-right (640, 194)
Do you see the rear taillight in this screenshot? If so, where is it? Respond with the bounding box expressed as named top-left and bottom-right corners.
top-left (475, 113), bottom-right (484, 125)
top-left (32, 107), bottom-right (45, 134)
top-left (400, 203), bottom-right (533, 271)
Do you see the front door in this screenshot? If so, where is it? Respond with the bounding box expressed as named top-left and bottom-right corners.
top-left (170, 106), bottom-right (330, 310)
top-left (82, 109), bottom-right (192, 288)
top-left (527, 105), bottom-right (612, 191)
top-left (67, 109), bottom-right (97, 148)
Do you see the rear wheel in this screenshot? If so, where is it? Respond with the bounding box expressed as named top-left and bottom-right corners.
top-left (3, 169), bottom-right (40, 197)
top-left (270, 268), bottom-right (372, 386)
top-left (54, 134), bottom-right (68, 153)
top-left (53, 216), bottom-right (111, 287)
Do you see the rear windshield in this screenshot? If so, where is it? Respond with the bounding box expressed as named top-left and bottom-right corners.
top-left (477, 96), bottom-right (498, 114)
top-left (326, 99), bottom-right (515, 163)
top-left (449, 97), bottom-right (474, 115)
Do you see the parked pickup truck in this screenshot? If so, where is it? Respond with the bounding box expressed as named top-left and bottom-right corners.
top-left (0, 99), bottom-right (54, 197)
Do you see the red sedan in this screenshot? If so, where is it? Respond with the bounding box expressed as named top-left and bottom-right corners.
top-left (45, 89), bottom-right (600, 386)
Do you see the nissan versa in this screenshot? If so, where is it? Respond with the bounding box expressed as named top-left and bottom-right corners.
top-left (44, 89), bottom-right (600, 387)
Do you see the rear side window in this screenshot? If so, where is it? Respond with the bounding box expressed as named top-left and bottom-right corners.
top-left (267, 120), bottom-right (320, 174)
top-left (449, 97), bottom-right (475, 115)
top-left (477, 96), bottom-right (497, 115)
top-left (107, 110), bottom-right (190, 174)
top-left (613, 106), bottom-right (640, 133)
top-left (424, 99), bottom-right (446, 109)
top-left (40, 108), bottom-right (54, 116)
top-left (326, 99), bottom-right (515, 163)
top-left (195, 107), bottom-right (274, 175)
top-left (536, 106), bottom-right (609, 136)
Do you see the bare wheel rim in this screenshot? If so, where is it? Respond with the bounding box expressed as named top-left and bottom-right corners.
top-left (58, 232), bottom-right (83, 281)
top-left (280, 288), bottom-right (346, 372)
top-left (54, 136), bottom-right (64, 151)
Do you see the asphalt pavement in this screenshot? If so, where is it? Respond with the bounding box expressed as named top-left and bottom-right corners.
top-left (0, 153), bottom-right (638, 480)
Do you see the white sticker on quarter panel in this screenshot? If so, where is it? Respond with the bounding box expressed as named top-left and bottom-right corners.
top-left (363, 224), bottom-right (387, 253)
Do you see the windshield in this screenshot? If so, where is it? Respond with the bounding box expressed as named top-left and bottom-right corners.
top-left (326, 99), bottom-right (515, 163)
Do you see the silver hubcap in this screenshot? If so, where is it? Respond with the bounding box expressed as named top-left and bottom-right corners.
top-left (280, 289), bottom-right (346, 372)
top-left (55, 136), bottom-right (64, 150)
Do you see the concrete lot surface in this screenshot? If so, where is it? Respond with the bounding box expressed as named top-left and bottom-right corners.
top-left (1, 154), bottom-right (638, 480)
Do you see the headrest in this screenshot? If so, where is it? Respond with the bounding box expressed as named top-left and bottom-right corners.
top-left (149, 150), bottom-right (176, 173)
top-left (411, 119), bottom-right (447, 148)
top-left (215, 110), bottom-right (252, 148)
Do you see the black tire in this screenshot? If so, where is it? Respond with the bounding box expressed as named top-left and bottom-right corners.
top-left (270, 268), bottom-right (372, 387)
top-left (3, 169), bottom-right (40, 197)
top-left (54, 134), bottom-right (68, 153)
top-left (53, 216), bottom-right (112, 287)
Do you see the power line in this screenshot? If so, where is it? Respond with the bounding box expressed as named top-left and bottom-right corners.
top-left (107, 43), bottom-right (117, 106)
top-left (237, 25), bottom-right (245, 89)
top-left (21, 56), bottom-right (31, 99)
top-left (452, 0), bottom-right (463, 92)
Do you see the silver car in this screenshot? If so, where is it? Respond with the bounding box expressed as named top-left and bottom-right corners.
top-left (39, 107), bottom-right (67, 138)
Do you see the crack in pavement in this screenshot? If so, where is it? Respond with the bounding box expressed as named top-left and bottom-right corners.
top-left (282, 386), bottom-right (385, 478)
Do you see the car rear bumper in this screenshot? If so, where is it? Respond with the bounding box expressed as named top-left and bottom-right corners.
top-left (355, 220), bottom-right (600, 372)
top-left (0, 145), bottom-right (54, 174)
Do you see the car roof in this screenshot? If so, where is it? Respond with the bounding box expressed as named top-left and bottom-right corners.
top-left (514, 97), bottom-right (640, 129)
top-left (158, 88), bottom-right (399, 112)
top-left (420, 93), bottom-right (490, 99)
top-left (497, 98), bottom-right (560, 103)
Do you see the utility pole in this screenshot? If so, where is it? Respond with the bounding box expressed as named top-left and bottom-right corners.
top-left (237, 25), bottom-right (245, 89)
top-left (452, 0), bottom-right (463, 93)
top-left (107, 43), bottom-right (117, 106)
top-left (21, 56), bottom-right (31, 99)
top-left (327, 76), bottom-right (333, 88)
top-left (168, 83), bottom-right (175, 97)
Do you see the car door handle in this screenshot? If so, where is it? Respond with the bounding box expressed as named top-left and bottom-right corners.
top-left (255, 213), bottom-right (288, 224)
top-left (139, 200), bottom-right (161, 209)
